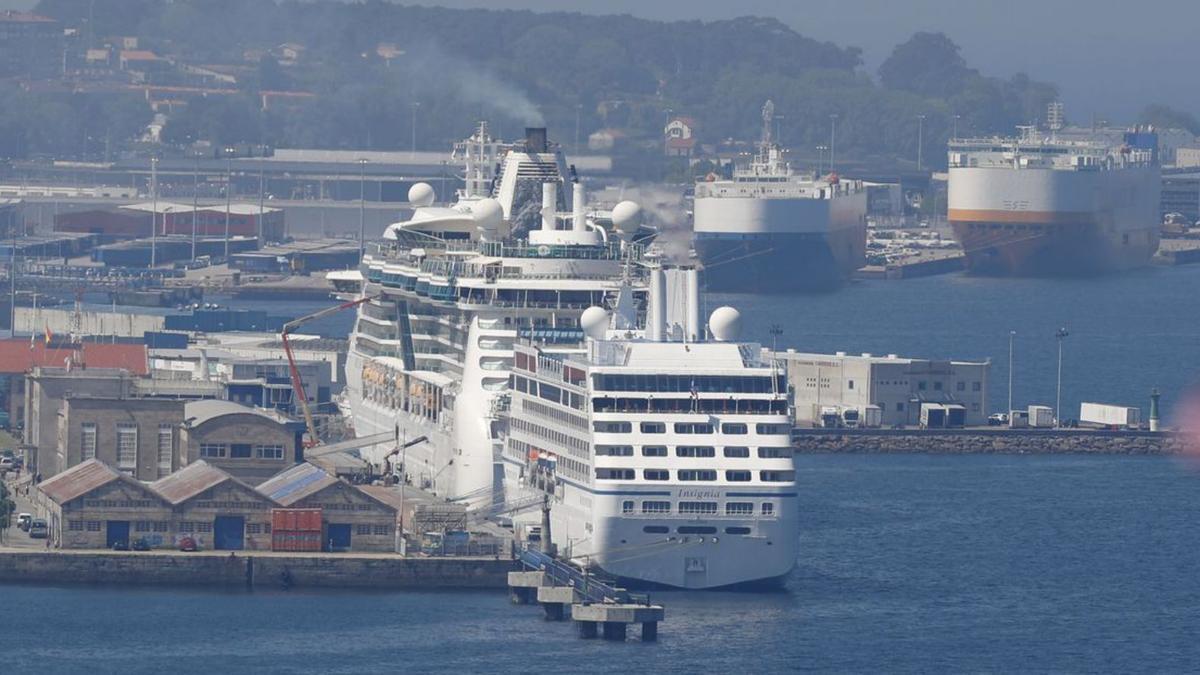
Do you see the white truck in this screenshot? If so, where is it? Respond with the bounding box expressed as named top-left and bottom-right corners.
top-left (1028, 405), bottom-right (1055, 428)
top-left (1079, 403), bottom-right (1141, 430)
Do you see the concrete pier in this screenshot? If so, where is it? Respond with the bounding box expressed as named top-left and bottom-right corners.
top-left (571, 603), bottom-right (665, 642)
top-left (537, 585), bottom-right (580, 621)
top-left (507, 570), bottom-right (549, 605)
top-left (792, 427), bottom-right (1184, 455)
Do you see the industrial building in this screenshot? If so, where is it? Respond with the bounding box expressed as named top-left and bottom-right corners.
top-left (150, 461), bottom-right (277, 550)
top-left (1161, 170), bottom-right (1200, 222)
top-left (181, 399), bottom-right (304, 485)
top-left (55, 202), bottom-right (285, 242)
top-left (57, 395), bottom-right (185, 481)
top-left (256, 463), bottom-right (398, 552)
top-left (39, 459), bottom-right (174, 550)
top-left (777, 350), bottom-right (990, 427)
top-left (24, 366), bottom-right (143, 477)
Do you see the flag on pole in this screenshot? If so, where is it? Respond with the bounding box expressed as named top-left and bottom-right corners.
top-left (44, 323), bottom-right (52, 345)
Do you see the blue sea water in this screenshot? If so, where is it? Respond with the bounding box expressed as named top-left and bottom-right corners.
top-left (7, 454), bottom-right (1200, 674)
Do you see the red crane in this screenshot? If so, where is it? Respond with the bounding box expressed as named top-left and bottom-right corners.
top-left (281, 296), bottom-right (372, 447)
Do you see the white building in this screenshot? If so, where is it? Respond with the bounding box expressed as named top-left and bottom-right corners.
top-left (777, 350), bottom-right (990, 427)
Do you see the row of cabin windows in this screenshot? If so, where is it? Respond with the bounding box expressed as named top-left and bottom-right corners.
top-left (626, 501), bottom-right (775, 517)
top-left (594, 421), bottom-right (790, 435)
top-left (596, 468), bottom-right (796, 482)
top-left (594, 445), bottom-right (790, 459)
top-left (591, 374), bottom-right (784, 394)
top-left (592, 397), bottom-right (787, 415)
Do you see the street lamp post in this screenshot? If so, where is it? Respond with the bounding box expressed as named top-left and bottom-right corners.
top-left (953, 114), bottom-right (961, 140)
top-left (1055, 327), bottom-right (1069, 426)
top-left (224, 147), bottom-right (234, 259)
top-left (917, 114), bottom-right (927, 172)
top-left (150, 155), bottom-right (158, 267)
top-left (191, 155), bottom-right (199, 261)
top-left (357, 158), bottom-right (367, 262)
top-left (816, 145), bottom-right (827, 174)
top-left (1008, 330), bottom-right (1016, 415)
top-left (410, 102), bottom-right (420, 156)
top-left (829, 114), bottom-right (839, 173)
top-left (258, 157), bottom-right (265, 244)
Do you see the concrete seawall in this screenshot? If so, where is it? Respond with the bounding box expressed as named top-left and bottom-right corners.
top-left (0, 551), bottom-right (514, 590)
top-left (792, 428), bottom-right (1187, 455)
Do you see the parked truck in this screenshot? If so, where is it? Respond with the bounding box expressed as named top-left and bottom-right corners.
top-left (1079, 403), bottom-right (1141, 430)
top-left (1028, 405), bottom-right (1055, 428)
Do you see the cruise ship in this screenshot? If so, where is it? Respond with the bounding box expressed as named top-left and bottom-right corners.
top-left (948, 108), bottom-right (1161, 276)
top-left (503, 267), bottom-right (799, 588)
top-left (346, 125), bottom-right (649, 508)
top-left (693, 100), bottom-right (867, 292)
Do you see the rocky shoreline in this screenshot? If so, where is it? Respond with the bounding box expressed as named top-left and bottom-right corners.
top-left (792, 429), bottom-right (1187, 455)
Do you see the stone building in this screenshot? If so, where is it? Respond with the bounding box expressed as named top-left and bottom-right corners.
top-left (778, 350), bottom-right (990, 427)
top-left (150, 461), bottom-right (275, 551)
top-left (39, 459), bottom-right (173, 549)
top-left (58, 396), bottom-right (185, 481)
top-left (25, 366), bottom-right (138, 477)
top-left (257, 463), bottom-right (398, 552)
top-left (181, 399), bottom-right (304, 485)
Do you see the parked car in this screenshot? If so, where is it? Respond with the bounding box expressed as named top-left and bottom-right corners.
top-left (0, 457), bottom-right (14, 470)
top-left (988, 413), bottom-right (1009, 426)
top-left (16, 513), bottom-right (32, 531)
top-left (28, 519), bottom-right (48, 538)
top-left (131, 538), bottom-right (151, 551)
top-left (178, 536), bottom-right (198, 552)
top-left (110, 539), bottom-right (129, 551)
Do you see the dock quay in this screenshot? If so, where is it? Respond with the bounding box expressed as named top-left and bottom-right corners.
top-left (509, 547), bottom-right (665, 642)
top-left (791, 427), bottom-right (1186, 455)
top-left (0, 549), bottom-right (514, 589)
top-left (855, 249), bottom-right (965, 280)
top-left (1154, 238), bottom-right (1200, 265)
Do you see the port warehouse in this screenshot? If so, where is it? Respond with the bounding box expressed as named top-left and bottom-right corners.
top-left (777, 349), bottom-right (990, 427)
top-left (34, 459), bottom-right (400, 553)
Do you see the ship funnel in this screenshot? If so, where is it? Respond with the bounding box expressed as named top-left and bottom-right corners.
top-left (685, 267), bottom-right (701, 342)
top-left (648, 266), bottom-right (666, 342)
top-left (572, 182), bottom-right (586, 233)
top-left (541, 181), bottom-right (557, 232)
top-left (525, 127), bottom-right (548, 153)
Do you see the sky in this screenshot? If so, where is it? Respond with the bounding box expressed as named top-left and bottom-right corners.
top-left (4, 0), bottom-right (1195, 121)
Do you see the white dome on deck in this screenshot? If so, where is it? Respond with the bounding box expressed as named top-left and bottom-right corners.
top-left (580, 306), bottom-right (610, 340)
top-left (408, 182), bottom-right (436, 207)
top-left (471, 198), bottom-right (503, 237)
top-left (708, 306), bottom-right (741, 341)
top-left (611, 200), bottom-right (642, 241)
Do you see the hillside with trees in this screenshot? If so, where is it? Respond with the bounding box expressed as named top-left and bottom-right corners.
top-left (10, 0), bottom-right (1067, 169)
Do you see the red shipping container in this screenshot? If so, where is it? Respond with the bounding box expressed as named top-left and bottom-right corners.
top-left (272, 508), bottom-right (322, 533)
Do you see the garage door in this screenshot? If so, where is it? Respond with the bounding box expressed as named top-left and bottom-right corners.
top-left (213, 516), bottom-right (245, 550)
top-left (106, 520), bottom-right (130, 548)
top-left (326, 523), bottom-right (351, 551)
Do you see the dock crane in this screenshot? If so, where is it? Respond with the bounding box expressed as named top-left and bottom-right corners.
top-left (281, 295), bottom-right (373, 447)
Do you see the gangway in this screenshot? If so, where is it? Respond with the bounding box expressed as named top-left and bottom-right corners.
top-left (516, 545), bottom-right (649, 606)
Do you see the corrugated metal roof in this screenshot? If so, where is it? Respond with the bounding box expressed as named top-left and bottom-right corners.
top-left (256, 462), bottom-right (337, 506)
top-left (184, 399), bottom-right (295, 427)
top-left (39, 459), bottom-right (124, 505)
top-left (149, 460), bottom-right (253, 505)
top-left (0, 341), bottom-right (148, 375)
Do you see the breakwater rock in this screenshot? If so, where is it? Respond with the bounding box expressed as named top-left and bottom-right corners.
top-left (792, 428), bottom-right (1187, 455)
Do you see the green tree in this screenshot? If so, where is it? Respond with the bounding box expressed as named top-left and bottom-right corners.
top-left (879, 32), bottom-right (976, 99)
top-left (0, 482), bottom-right (14, 544)
top-left (1138, 103), bottom-right (1200, 135)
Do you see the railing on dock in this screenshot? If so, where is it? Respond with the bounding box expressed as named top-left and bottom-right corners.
top-left (516, 546), bottom-right (649, 606)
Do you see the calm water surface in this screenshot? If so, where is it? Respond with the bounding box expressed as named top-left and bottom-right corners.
top-left (7, 454), bottom-right (1200, 674)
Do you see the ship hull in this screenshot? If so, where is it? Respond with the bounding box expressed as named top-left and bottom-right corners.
top-left (694, 228), bottom-right (865, 292)
top-left (950, 221), bottom-right (1159, 276)
top-left (948, 164), bottom-right (1161, 277)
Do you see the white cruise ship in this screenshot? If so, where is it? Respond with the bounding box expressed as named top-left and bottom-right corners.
top-left (504, 268), bottom-right (799, 588)
top-left (346, 124), bottom-right (649, 508)
top-left (693, 100), bottom-right (867, 292)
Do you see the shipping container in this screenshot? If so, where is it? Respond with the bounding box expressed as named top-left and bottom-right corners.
top-left (1079, 402), bottom-right (1141, 430)
top-left (272, 530), bottom-right (322, 552)
top-left (272, 508), bottom-right (322, 533)
top-left (1028, 405), bottom-right (1055, 428)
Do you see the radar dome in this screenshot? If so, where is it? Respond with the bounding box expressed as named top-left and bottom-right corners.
top-left (472, 198), bottom-right (503, 235)
top-left (408, 182), bottom-right (436, 207)
top-left (611, 200), bottom-right (642, 241)
top-left (580, 306), bottom-right (610, 340)
top-left (708, 306), bottom-right (741, 342)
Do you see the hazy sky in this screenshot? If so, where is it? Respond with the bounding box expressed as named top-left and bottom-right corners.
top-left (5, 0), bottom-right (1194, 120)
